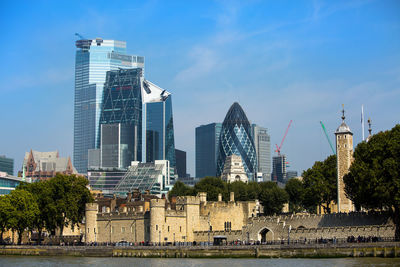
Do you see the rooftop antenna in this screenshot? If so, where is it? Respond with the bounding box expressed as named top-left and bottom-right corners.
top-left (75, 33), bottom-right (85, 39)
top-left (361, 105), bottom-right (365, 141)
top-left (368, 118), bottom-right (372, 136)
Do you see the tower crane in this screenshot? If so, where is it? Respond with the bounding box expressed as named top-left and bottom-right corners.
top-left (75, 33), bottom-right (86, 39)
top-left (320, 121), bottom-right (336, 155)
top-left (275, 120), bottom-right (292, 156)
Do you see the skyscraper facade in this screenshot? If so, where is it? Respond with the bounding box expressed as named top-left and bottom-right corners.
top-left (272, 154), bottom-right (286, 183)
top-left (99, 68), bottom-right (143, 168)
top-left (216, 102), bottom-right (257, 181)
top-left (252, 124), bottom-right (271, 181)
top-left (0, 155), bottom-right (14, 175)
top-left (175, 149), bottom-right (187, 178)
top-left (195, 123), bottom-right (222, 178)
top-left (142, 80), bottom-right (176, 169)
top-left (74, 38), bottom-right (144, 173)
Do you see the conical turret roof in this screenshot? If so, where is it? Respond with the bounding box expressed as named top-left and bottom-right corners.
top-left (222, 102), bottom-right (251, 127)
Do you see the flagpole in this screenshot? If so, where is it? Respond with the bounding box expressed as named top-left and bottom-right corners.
top-left (361, 105), bottom-right (365, 141)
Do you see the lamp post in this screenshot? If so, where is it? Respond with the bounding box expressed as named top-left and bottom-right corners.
top-left (287, 225), bottom-right (292, 245)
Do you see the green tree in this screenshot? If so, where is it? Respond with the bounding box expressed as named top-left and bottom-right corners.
top-left (194, 177), bottom-right (226, 201)
top-left (0, 196), bottom-right (12, 243)
top-left (18, 181), bottom-right (56, 244)
top-left (285, 178), bottom-right (304, 213)
top-left (302, 155), bottom-right (337, 213)
top-left (48, 174), bottom-right (93, 238)
top-left (168, 181), bottom-right (195, 200)
top-left (258, 182), bottom-right (288, 215)
top-left (226, 181), bottom-right (249, 201)
top-left (8, 189), bottom-right (39, 244)
top-left (344, 124), bottom-right (400, 239)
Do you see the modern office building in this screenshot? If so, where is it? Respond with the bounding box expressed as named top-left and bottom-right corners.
top-left (142, 80), bottom-right (176, 170)
top-left (88, 169), bottom-right (127, 195)
top-left (0, 172), bottom-right (23, 195)
top-left (216, 102), bottom-right (257, 181)
top-left (20, 150), bottom-right (77, 182)
top-left (0, 155), bottom-right (14, 175)
top-left (286, 170), bottom-right (298, 180)
top-left (74, 37), bottom-right (144, 174)
top-left (98, 68), bottom-right (143, 169)
top-left (113, 160), bottom-right (173, 197)
top-left (252, 124), bottom-right (271, 181)
top-left (195, 123), bottom-right (222, 178)
top-left (175, 149), bottom-right (186, 179)
top-left (272, 155), bottom-right (287, 183)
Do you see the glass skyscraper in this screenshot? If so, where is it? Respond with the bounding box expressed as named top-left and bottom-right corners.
top-left (142, 80), bottom-right (176, 169)
top-left (252, 124), bottom-right (271, 181)
top-left (195, 123), bottom-right (222, 178)
top-left (99, 68), bottom-right (143, 168)
top-left (74, 38), bottom-right (144, 173)
top-left (216, 102), bottom-right (257, 181)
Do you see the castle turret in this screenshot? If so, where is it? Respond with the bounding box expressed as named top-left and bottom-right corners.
top-left (85, 203), bottom-right (98, 243)
top-left (150, 198), bottom-right (166, 243)
top-left (335, 105), bottom-right (354, 212)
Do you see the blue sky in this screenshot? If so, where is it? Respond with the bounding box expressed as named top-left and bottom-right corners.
top-left (1, 0), bottom-right (399, 176)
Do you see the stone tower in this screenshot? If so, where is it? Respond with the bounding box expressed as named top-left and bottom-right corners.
top-left (335, 105), bottom-right (354, 213)
top-left (150, 198), bottom-right (166, 243)
top-left (85, 203), bottom-right (98, 243)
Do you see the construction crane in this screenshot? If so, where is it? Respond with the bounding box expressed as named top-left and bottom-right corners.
top-left (75, 33), bottom-right (85, 39)
top-left (275, 120), bottom-right (293, 156)
top-left (320, 121), bottom-right (336, 155)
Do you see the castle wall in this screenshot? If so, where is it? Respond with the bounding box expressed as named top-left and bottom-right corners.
top-left (95, 213), bottom-right (149, 243)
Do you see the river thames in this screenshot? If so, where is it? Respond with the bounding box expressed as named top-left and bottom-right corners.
top-left (0, 257), bottom-right (399, 267)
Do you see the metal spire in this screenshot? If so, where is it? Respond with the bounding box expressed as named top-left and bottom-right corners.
top-left (341, 104), bottom-right (345, 122)
top-left (368, 118), bottom-right (372, 136)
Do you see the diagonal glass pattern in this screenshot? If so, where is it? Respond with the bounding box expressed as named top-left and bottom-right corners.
top-left (216, 102), bottom-right (257, 181)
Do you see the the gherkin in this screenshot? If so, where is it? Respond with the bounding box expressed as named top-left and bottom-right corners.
top-left (216, 102), bottom-right (257, 181)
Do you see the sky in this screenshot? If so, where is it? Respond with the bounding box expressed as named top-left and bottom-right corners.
top-left (1, 0), bottom-right (400, 177)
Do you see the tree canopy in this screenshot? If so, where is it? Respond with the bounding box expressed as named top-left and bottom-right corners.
top-left (344, 124), bottom-right (400, 239)
top-left (284, 178), bottom-right (304, 213)
top-left (302, 155), bottom-right (337, 213)
top-left (0, 174), bottom-right (93, 244)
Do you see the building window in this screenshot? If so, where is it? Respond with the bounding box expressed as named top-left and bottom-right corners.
top-left (156, 225), bottom-right (158, 231)
top-left (121, 227), bottom-right (125, 233)
top-left (111, 226), bottom-right (115, 233)
top-left (168, 226), bottom-right (170, 232)
top-left (180, 226), bottom-right (182, 232)
top-left (87, 228), bottom-right (89, 233)
top-left (165, 218), bottom-right (167, 223)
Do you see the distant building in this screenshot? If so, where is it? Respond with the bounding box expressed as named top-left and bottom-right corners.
top-left (113, 160), bottom-right (174, 197)
top-left (0, 172), bottom-right (23, 195)
top-left (195, 123), bottom-right (222, 178)
top-left (217, 102), bottom-right (257, 181)
top-left (252, 124), bottom-right (271, 181)
top-left (221, 154), bottom-right (248, 183)
top-left (286, 171), bottom-right (298, 180)
top-left (0, 155), bottom-right (14, 175)
top-left (98, 68), bottom-right (143, 169)
top-left (143, 80), bottom-right (176, 172)
top-left (88, 169), bottom-right (127, 195)
top-left (73, 37), bottom-right (144, 174)
top-left (178, 176), bottom-right (200, 187)
top-left (21, 150), bottom-right (77, 181)
top-left (272, 155), bottom-right (287, 183)
top-left (175, 149), bottom-right (186, 179)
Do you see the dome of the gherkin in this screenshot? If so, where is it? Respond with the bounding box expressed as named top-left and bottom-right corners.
top-left (217, 102), bottom-right (257, 181)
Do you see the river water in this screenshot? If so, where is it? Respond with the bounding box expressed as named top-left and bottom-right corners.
top-left (0, 257), bottom-right (399, 267)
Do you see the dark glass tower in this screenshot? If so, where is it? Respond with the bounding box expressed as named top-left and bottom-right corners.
top-left (143, 80), bottom-right (176, 169)
top-left (99, 68), bottom-right (143, 168)
top-left (216, 102), bottom-right (257, 181)
top-left (195, 123), bottom-right (222, 178)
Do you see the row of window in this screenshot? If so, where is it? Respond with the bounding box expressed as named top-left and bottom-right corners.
top-left (156, 224), bottom-right (182, 233)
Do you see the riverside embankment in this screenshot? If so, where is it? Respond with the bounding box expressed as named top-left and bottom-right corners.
top-left (1, 243), bottom-right (400, 258)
